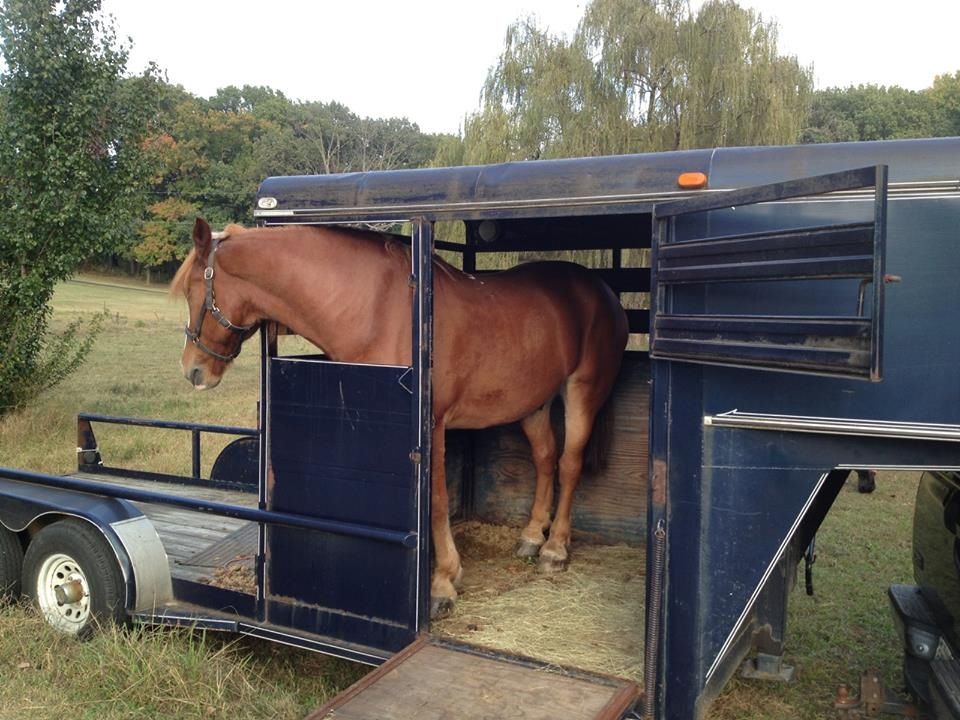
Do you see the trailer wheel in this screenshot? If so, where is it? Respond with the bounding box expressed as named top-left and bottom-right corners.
top-left (0, 526), bottom-right (23, 601)
top-left (22, 520), bottom-right (126, 637)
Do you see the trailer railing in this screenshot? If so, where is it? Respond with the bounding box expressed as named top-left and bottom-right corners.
top-left (77, 412), bottom-right (259, 492)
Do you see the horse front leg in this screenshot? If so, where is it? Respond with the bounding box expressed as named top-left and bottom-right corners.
top-left (429, 422), bottom-right (461, 619)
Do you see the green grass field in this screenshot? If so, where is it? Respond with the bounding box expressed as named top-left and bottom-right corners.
top-left (0, 276), bottom-right (920, 719)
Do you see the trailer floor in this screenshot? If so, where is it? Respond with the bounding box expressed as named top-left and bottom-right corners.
top-left (72, 472), bottom-right (258, 586)
top-left (432, 521), bottom-right (646, 684)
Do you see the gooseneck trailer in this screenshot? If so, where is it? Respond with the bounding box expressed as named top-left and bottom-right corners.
top-left (1, 137), bottom-right (959, 718)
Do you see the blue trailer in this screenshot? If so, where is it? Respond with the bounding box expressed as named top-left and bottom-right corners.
top-left (1, 137), bottom-right (959, 718)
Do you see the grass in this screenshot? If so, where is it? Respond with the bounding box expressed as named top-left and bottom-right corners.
top-left (0, 275), bottom-right (921, 719)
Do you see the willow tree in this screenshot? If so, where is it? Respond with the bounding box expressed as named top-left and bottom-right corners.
top-left (462, 0), bottom-right (813, 163)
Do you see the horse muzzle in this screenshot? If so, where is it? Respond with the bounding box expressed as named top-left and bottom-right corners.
top-left (183, 362), bottom-right (221, 391)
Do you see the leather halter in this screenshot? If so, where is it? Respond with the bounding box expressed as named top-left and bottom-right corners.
top-left (184, 238), bottom-right (255, 361)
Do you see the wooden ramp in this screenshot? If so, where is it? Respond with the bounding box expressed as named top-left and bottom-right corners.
top-left (306, 637), bottom-right (640, 720)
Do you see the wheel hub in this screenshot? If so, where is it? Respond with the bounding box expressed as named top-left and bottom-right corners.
top-left (36, 553), bottom-right (91, 633)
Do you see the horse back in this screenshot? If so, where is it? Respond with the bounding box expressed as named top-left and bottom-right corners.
top-left (434, 260), bottom-right (627, 428)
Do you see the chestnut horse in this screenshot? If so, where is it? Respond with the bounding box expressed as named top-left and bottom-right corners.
top-left (173, 218), bottom-right (628, 618)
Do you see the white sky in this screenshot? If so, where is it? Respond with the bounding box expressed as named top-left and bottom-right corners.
top-left (101, 0), bottom-right (960, 135)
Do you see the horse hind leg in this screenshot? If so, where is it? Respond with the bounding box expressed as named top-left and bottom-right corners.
top-left (516, 402), bottom-right (558, 559)
top-left (429, 423), bottom-right (462, 619)
top-left (538, 378), bottom-right (603, 573)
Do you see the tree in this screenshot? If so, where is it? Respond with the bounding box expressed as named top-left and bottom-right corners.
top-left (801, 84), bottom-right (940, 143)
top-left (0, 0), bottom-right (159, 413)
top-left (930, 71), bottom-right (960, 137)
top-left (460, 0), bottom-right (813, 163)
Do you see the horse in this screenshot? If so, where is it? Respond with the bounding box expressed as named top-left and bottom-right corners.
top-left (173, 218), bottom-right (629, 618)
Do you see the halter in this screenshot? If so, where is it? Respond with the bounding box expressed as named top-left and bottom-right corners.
top-left (184, 238), bottom-right (255, 361)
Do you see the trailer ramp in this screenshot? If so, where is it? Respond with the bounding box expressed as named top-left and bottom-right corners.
top-left (306, 637), bottom-right (640, 720)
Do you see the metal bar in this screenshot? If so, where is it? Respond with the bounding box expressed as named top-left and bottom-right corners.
top-left (653, 166), bottom-right (878, 219)
top-left (411, 217), bottom-right (434, 633)
top-left (191, 430), bottom-right (201, 480)
top-left (78, 465), bottom-right (256, 494)
top-left (0, 467), bottom-right (418, 548)
top-left (655, 314), bottom-right (871, 338)
top-left (77, 413), bottom-right (257, 437)
top-left (625, 310), bottom-right (651, 335)
top-left (703, 410), bottom-right (960, 442)
top-left (652, 338), bottom-right (870, 370)
top-left (871, 164), bottom-right (889, 381)
top-left (433, 240), bottom-right (464, 253)
top-left (258, 325), bottom-right (272, 617)
top-left (658, 222), bottom-right (873, 260)
top-left (657, 255), bottom-right (873, 283)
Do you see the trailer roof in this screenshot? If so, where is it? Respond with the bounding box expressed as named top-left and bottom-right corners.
top-left (255, 137), bottom-right (960, 223)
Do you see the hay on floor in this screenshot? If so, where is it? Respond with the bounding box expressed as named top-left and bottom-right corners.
top-left (433, 521), bottom-right (646, 683)
top-left (204, 558), bottom-right (257, 594)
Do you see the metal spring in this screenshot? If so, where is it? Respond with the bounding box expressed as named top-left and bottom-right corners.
top-left (643, 519), bottom-right (667, 719)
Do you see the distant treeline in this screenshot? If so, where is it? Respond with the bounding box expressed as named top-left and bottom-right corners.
top-left (127, 4), bottom-right (959, 276)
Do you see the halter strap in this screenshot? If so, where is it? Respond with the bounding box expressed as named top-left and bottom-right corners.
top-left (184, 238), bottom-right (255, 361)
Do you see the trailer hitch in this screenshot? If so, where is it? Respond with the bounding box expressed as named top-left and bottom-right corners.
top-left (834, 671), bottom-right (925, 719)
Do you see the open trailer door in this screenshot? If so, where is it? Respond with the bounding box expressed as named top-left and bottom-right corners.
top-left (650, 165), bottom-right (888, 380)
top-left (645, 165), bottom-right (890, 719)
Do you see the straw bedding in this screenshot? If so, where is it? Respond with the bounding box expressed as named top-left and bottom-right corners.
top-left (433, 521), bottom-right (646, 683)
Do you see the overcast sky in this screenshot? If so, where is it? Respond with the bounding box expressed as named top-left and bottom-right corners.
top-left (100, 0), bottom-right (960, 135)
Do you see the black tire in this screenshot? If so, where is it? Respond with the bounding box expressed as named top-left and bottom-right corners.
top-left (0, 525), bottom-right (23, 601)
top-left (22, 519), bottom-right (126, 638)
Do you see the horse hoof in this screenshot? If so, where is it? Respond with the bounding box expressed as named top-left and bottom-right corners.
top-left (430, 596), bottom-right (455, 620)
top-left (538, 547), bottom-right (568, 573)
top-left (515, 538), bottom-right (542, 559)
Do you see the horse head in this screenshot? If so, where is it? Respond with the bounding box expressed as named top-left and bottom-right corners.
top-left (173, 218), bottom-right (257, 390)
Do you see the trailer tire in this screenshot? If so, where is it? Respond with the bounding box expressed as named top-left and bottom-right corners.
top-left (22, 519), bottom-right (126, 638)
top-left (0, 526), bottom-right (23, 601)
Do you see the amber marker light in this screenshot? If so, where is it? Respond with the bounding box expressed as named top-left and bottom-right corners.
top-left (677, 172), bottom-right (708, 189)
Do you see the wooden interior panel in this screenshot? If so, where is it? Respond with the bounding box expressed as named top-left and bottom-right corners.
top-left (465, 355), bottom-right (649, 545)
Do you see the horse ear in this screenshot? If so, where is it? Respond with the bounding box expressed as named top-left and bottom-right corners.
top-left (193, 218), bottom-right (213, 263)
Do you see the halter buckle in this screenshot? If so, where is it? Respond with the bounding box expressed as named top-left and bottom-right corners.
top-left (203, 267), bottom-right (214, 281)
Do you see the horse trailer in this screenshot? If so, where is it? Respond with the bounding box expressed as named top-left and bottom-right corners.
top-left (1, 136), bottom-right (960, 719)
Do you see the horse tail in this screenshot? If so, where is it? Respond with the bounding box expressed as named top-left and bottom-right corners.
top-left (583, 398), bottom-right (616, 474)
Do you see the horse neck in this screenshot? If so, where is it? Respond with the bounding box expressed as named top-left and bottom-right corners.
top-left (220, 228), bottom-right (410, 361)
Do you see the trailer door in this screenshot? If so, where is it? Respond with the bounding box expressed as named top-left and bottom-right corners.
top-left (650, 165), bottom-right (888, 380)
top-left (262, 221), bottom-right (434, 664)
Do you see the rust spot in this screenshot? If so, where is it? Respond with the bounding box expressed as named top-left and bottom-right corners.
top-left (651, 458), bottom-right (667, 507)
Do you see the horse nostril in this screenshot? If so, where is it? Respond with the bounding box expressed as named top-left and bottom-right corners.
top-left (190, 367), bottom-right (204, 387)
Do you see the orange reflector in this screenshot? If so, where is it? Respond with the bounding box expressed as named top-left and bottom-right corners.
top-left (677, 172), bottom-right (708, 189)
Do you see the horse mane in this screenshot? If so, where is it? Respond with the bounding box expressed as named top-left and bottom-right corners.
top-left (169, 248), bottom-right (198, 297)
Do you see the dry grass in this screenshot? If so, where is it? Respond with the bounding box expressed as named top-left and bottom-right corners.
top-left (0, 601), bottom-right (364, 720)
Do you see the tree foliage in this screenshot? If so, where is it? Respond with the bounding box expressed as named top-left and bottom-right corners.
top-left (461, 0), bottom-right (813, 162)
top-left (0, 0), bottom-right (159, 413)
top-left (801, 84), bottom-right (941, 143)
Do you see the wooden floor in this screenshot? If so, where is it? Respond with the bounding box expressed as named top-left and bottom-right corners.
top-left (307, 637), bottom-right (640, 720)
top-left (73, 473), bottom-right (259, 585)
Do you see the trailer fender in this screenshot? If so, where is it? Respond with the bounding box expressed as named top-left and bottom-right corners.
top-left (0, 478), bottom-right (173, 613)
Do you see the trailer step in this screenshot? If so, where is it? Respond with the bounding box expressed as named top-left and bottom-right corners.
top-left (888, 583), bottom-right (943, 705)
top-left (930, 660), bottom-right (960, 720)
top-left (305, 636), bottom-right (640, 720)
